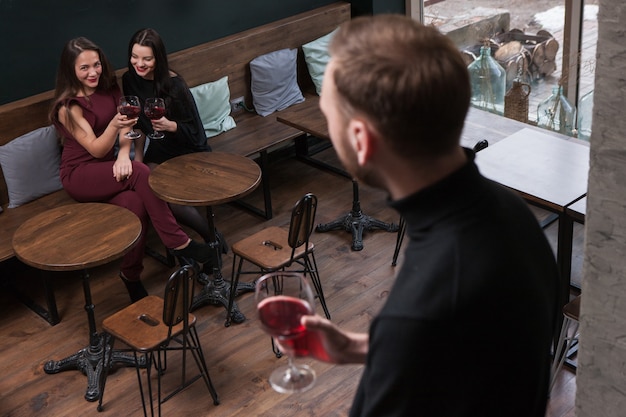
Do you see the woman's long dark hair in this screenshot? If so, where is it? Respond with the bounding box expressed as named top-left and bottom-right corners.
top-left (49, 37), bottom-right (117, 127)
top-left (127, 28), bottom-right (174, 106)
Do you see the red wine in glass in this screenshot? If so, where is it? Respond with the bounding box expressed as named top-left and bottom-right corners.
top-left (144, 97), bottom-right (166, 140)
top-left (255, 272), bottom-right (317, 393)
top-left (281, 326), bottom-right (329, 360)
top-left (145, 106), bottom-right (165, 120)
top-left (119, 104), bottom-right (141, 119)
top-left (118, 95), bottom-right (141, 139)
top-left (258, 295), bottom-right (311, 338)
top-left (258, 295), bottom-right (329, 360)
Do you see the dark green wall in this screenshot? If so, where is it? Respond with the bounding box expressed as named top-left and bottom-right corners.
top-left (0, 0), bottom-right (332, 104)
top-left (0, 0), bottom-right (405, 105)
top-left (350, 0), bottom-right (405, 15)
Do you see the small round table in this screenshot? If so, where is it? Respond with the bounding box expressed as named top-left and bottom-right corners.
top-left (149, 152), bottom-right (262, 324)
top-left (12, 203), bottom-right (142, 402)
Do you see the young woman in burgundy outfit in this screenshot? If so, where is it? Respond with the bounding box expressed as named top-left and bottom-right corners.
top-left (49, 37), bottom-right (211, 303)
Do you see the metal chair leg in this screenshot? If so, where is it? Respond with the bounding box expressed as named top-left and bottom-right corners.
top-left (550, 317), bottom-right (579, 392)
top-left (392, 216), bottom-right (406, 266)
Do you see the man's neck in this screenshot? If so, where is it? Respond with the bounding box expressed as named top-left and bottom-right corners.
top-left (386, 147), bottom-right (467, 201)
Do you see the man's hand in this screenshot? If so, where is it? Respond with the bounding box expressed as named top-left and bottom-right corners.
top-left (275, 314), bottom-right (369, 365)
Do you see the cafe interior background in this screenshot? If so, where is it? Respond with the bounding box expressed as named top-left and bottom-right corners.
top-left (1, 0), bottom-right (625, 415)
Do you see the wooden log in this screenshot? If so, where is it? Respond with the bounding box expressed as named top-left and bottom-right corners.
top-left (544, 38), bottom-right (559, 61)
top-left (532, 43), bottom-right (546, 69)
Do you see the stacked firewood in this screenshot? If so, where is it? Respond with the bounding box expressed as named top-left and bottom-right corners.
top-left (463, 29), bottom-right (559, 88)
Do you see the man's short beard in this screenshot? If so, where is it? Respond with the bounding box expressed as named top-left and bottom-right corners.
top-left (352, 163), bottom-right (385, 192)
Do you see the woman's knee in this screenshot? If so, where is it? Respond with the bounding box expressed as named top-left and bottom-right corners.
top-left (109, 191), bottom-right (147, 219)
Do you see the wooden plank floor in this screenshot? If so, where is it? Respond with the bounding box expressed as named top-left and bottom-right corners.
top-left (0, 144), bottom-right (578, 416)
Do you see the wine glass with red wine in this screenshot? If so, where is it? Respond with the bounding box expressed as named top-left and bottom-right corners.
top-left (144, 97), bottom-right (166, 140)
top-left (255, 271), bottom-right (317, 393)
top-left (118, 95), bottom-right (142, 139)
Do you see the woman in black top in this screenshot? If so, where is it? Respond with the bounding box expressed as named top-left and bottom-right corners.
top-left (123, 28), bottom-right (217, 253)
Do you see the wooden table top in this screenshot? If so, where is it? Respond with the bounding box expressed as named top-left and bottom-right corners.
top-left (475, 127), bottom-right (589, 212)
top-left (461, 106), bottom-right (570, 148)
top-left (276, 97), bottom-right (329, 139)
top-left (277, 96), bottom-right (590, 214)
top-left (12, 203), bottom-right (141, 272)
top-left (148, 152), bottom-right (262, 207)
top-left (276, 96), bottom-right (548, 149)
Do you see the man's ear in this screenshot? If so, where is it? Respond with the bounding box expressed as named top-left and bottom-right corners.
top-left (349, 118), bottom-right (376, 165)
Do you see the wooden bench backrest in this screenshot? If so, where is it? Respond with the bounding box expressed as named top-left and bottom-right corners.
top-left (168, 2), bottom-right (349, 103)
top-left (0, 2), bottom-right (350, 206)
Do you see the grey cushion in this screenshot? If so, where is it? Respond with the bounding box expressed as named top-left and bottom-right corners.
top-left (302, 29), bottom-right (337, 96)
top-left (189, 76), bottom-right (236, 137)
top-left (0, 125), bottom-right (63, 208)
top-left (250, 48), bottom-right (305, 117)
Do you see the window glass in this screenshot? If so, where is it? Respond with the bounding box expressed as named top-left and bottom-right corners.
top-left (420, 0), bottom-right (597, 134)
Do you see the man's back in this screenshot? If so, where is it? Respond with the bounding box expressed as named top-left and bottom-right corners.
top-left (350, 153), bottom-right (559, 417)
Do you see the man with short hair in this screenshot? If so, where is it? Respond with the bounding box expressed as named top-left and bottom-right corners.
top-left (300, 14), bottom-right (559, 417)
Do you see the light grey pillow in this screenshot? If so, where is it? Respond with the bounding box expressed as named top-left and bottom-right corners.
top-left (0, 125), bottom-right (63, 208)
top-left (189, 76), bottom-right (237, 137)
top-left (250, 48), bottom-right (305, 117)
top-left (302, 29), bottom-right (337, 96)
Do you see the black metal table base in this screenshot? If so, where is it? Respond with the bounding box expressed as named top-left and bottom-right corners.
top-left (187, 206), bottom-right (256, 324)
top-left (316, 180), bottom-right (398, 251)
top-left (191, 273), bottom-right (255, 324)
top-left (44, 334), bottom-right (141, 402)
top-left (43, 269), bottom-right (142, 402)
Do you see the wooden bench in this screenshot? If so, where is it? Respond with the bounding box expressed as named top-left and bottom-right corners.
top-left (0, 2), bottom-right (350, 324)
top-left (173, 2), bottom-right (350, 218)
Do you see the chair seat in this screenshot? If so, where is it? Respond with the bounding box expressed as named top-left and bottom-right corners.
top-left (231, 226), bottom-right (314, 270)
top-left (102, 295), bottom-right (195, 352)
top-left (563, 295), bottom-right (580, 320)
top-left (226, 193), bottom-right (329, 328)
top-left (98, 266), bottom-right (219, 415)
top-left (549, 295), bottom-right (581, 392)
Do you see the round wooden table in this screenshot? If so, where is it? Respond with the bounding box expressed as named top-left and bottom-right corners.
top-left (149, 152), bottom-right (262, 325)
top-left (12, 203), bottom-right (142, 402)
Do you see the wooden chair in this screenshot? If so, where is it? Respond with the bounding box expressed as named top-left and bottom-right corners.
top-left (97, 265), bottom-right (219, 416)
top-left (225, 193), bottom-right (330, 327)
top-left (550, 295), bottom-right (581, 392)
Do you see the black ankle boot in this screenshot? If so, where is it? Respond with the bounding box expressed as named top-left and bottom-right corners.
top-left (120, 273), bottom-right (148, 303)
top-left (170, 240), bottom-right (211, 264)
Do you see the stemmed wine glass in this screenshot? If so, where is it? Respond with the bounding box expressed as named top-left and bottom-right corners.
top-left (118, 96), bottom-right (142, 139)
top-left (255, 271), bottom-right (317, 393)
top-left (144, 97), bottom-right (166, 140)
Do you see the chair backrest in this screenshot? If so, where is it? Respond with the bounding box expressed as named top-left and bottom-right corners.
top-left (287, 193), bottom-right (317, 251)
top-left (473, 139), bottom-right (489, 153)
top-left (162, 264), bottom-right (196, 327)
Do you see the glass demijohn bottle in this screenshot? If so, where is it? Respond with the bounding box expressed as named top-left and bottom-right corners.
top-left (468, 46), bottom-right (506, 116)
top-left (537, 86), bottom-right (577, 137)
top-left (577, 90), bottom-right (594, 141)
